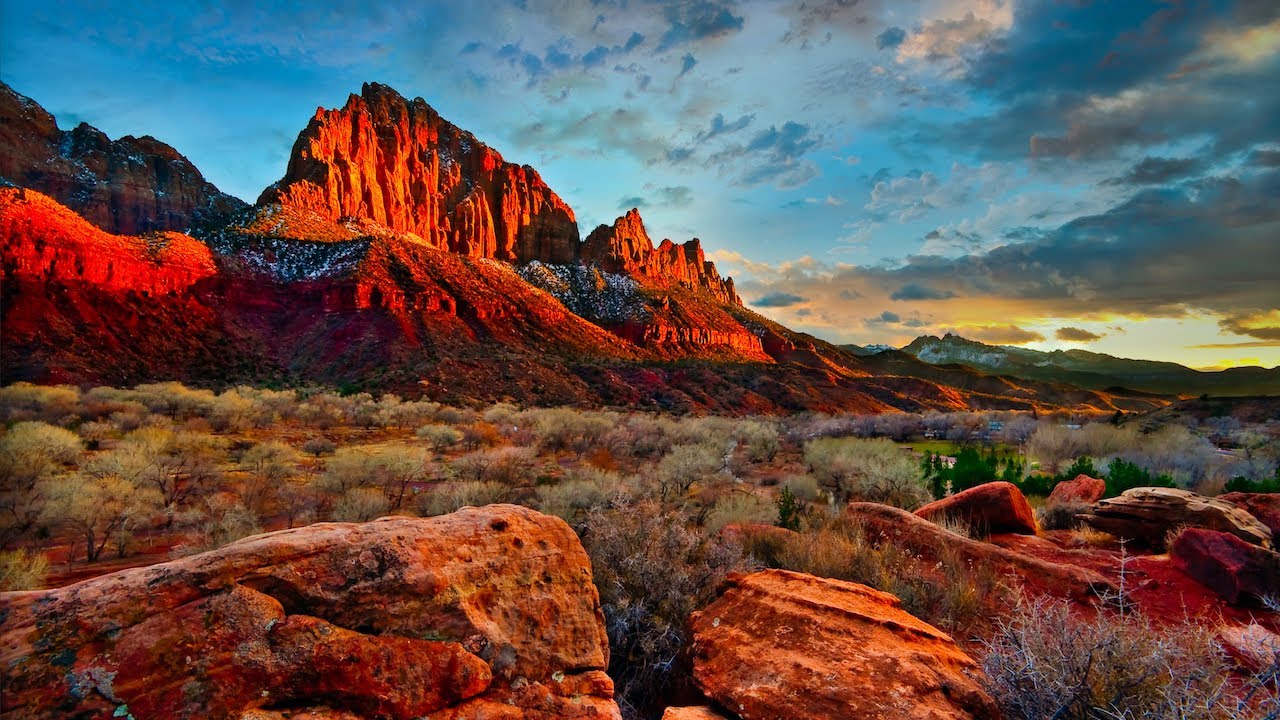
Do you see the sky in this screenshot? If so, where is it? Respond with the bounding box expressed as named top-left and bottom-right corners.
top-left (2, 0), bottom-right (1278, 369)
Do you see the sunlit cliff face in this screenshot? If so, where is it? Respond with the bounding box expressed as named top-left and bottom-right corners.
top-left (3, 0), bottom-right (1277, 367)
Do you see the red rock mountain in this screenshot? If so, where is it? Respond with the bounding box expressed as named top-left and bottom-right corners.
top-left (260, 82), bottom-right (578, 264)
top-left (583, 208), bottom-right (739, 304)
top-left (0, 82), bottom-right (1172, 414)
top-left (0, 82), bottom-right (245, 235)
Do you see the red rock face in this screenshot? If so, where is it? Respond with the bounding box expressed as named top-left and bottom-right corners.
top-left (689, 570), bottom-right (1000, 720)
top-left (260, 82), bottom-right (579, 265)
top-left (915, 481), bottom-right (1039, 535)
top-left (1170, 527), bottom-right (1280, 605)
top-left (1220, 492), bottom-right (1280, 539)
top-left (583, 209), bottom-right (740, 305)
top-left (0, 505), bottom-right (620, 720)
top-left (0, 82), bottom-right (245, 235)
top-left (1048, 473), bottom-right (1107, 506)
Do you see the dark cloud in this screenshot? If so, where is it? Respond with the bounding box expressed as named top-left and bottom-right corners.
top-left (957, 325), bottom-right (1046, 345)
top-left (1101, 156), bottom-right (1203, 187)
top-left (658, 1), bottom-right (745, 50)
top-left (1219, 313), bottom-right (1280, 341)
top-left (1056, 327), bottom-right (1104, 342)
top-left (678, 53), bottom-right (698, 77)
top-left (876, 26), bottom-right (905, 50)
top-left (1249, 147), bottom-right (1280, 168)
top-left (890, 283), bottom-right (956, 301)
top-left (753, 292), bottom-right (808, 308)
top-left (730, 121), bottom-right (822, 187)
top-left (875, 168), bottom-right (1280, 317)
top-left (619, 185), bottom-right (693, 210)
top-left (697, 113), bottom-right (753, 141)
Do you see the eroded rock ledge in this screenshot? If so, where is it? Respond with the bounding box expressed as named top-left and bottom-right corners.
top-left (0, 505), bottom-right (619, 720)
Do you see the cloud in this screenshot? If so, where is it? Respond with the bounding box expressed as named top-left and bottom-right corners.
top-left (678, 53), bottom-right (698, 77)
top-left (752, 292), bottom-right (808, 308)
top-left (1192, 341), bottom-right (1280, 349)
top-left (619, 184), bottom-right (694, 210)
top-left (657, 1), bottom-right (745, 51)
top-left (1056, 327), bottom-right (1104, 342)
top-left (891, 283), bottom-right (956, 301)
top-left (1219, 311), bottom-right (1280, 341)
top-left (876, 26), bottom-right (906, 50)
top-left (954, 325), bottom-right (1046, 345)
top-left (1101, 156), bottom-right (1204, 187)
top-left (697, 112), bottom-right (754, 141)
top-left (707, 121), bottom-right (823, 188)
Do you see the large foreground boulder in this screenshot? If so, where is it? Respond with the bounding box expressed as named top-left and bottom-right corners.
top-left (1081, 487), bottom-right (1273, 548)
top-left (689, 570), bottom-right (999, 720)
top-left (848, 502), bottom-right (1115, 601)
top-left (915, 481), bottom-right (1038, 535)
top-left (1170, 528), bottom-right (1280, 605)
top-left (0, 505), bottom-right (619, 720)
top-left (1047, 474), bottom-right (1107, 506)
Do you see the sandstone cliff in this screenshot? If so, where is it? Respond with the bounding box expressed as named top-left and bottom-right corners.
top-left (0, 81), bottom-right (245, 235)
top-left (583, 209), bottom-right (740, 305)
top-left (259, 82), bottom-right (578, 264)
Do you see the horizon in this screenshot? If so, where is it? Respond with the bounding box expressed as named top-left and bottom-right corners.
top-left (2, 1), bottom-right (1277, 369)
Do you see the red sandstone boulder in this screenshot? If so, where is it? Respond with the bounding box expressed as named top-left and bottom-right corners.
top-left (1048, 474), bottom-right (1107, 506)
top-left (1220, 492), bottom-right (1280, 538)
top-left (1216, 624), bottom-right (1280, 672)
top-left (689, 570), bottom-right (999, 720)
top-left (848, 502), bottom-right (1115, 601)
top-left (0, 505), bottom-right (619, 720)
top-left (1082, 487), bottom-right (1273, 548)
top-left (1169, 528), bottom-right (1280, 605)
top-left (915, 481), bottom-right (1038, 535)
top-left (661, 708), bottom-right (731, 720)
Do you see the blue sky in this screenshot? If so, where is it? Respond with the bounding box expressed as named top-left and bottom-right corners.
top-left (2, 0), bottom-right (1278, 367)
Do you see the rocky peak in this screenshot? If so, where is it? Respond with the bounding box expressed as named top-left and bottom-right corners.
top-left (583, 208), bottom-right (741, 305)
top-left (0, 81), bottom-right (246, 235)
top-left (259, 82), bottom-right (579, 264)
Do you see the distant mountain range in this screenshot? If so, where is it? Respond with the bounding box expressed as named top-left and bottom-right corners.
top-left (848, 333), bottom-right (1280, 397)
top-left (1, 80), bottom-right (1257, 411)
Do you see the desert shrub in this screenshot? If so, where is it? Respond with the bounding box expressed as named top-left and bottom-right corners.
top-left (460, 422), bottom-right (502, 450)
top-left (451, 447), bottom-right (537, 485)
top-left (605, 415), bottom-right (678, 459)
top-left (655, 443), bottom-right (726, 499)
top-left (0, 549), bottom-right (50, 591)
top-left (332, 487), bottom-right (391, 522)
top-left (416, 481), bottom-right (508, 516)
top-left (302, 436), bottom-right (337, 457)
top-left (85, 428), bottom-right (224, 526)
top-left (804, 437), bottom-right (929, 507)
top-left (1037, 501), bottom-right (1091, 531)
top-left (734, 420), bottom-right (781, 463)
top-left (239, 441), bottom-right (300, 516)
top-left (704, 492), bottom-right (773, 533)
top-left (780, 473), bottom-right (822, 501)
top-left (417, 424), bottom-right (463, 453)
top-left (980, 596), bottom-right (1272, 720)
top-left (1224, 471), bottom-right (1280, 494)
top-left (181, 495), bottom-right (262, 553)
top-left (0, 422), bottom-right (84, 544)
top-left (0, 383), bottom-right (82, 424)
top-left (527, 408), bottom-right (616, 454)
top-left (774, 516), bottom-right (999, 633)
top-left (582, 503), bottom-right (754, 719)
top-left (41, 472), bottom-right (162, 562)
top-left (315, 446), bottom-right (432, 508)
top-left (535, 476), bottom-right (613, 523)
